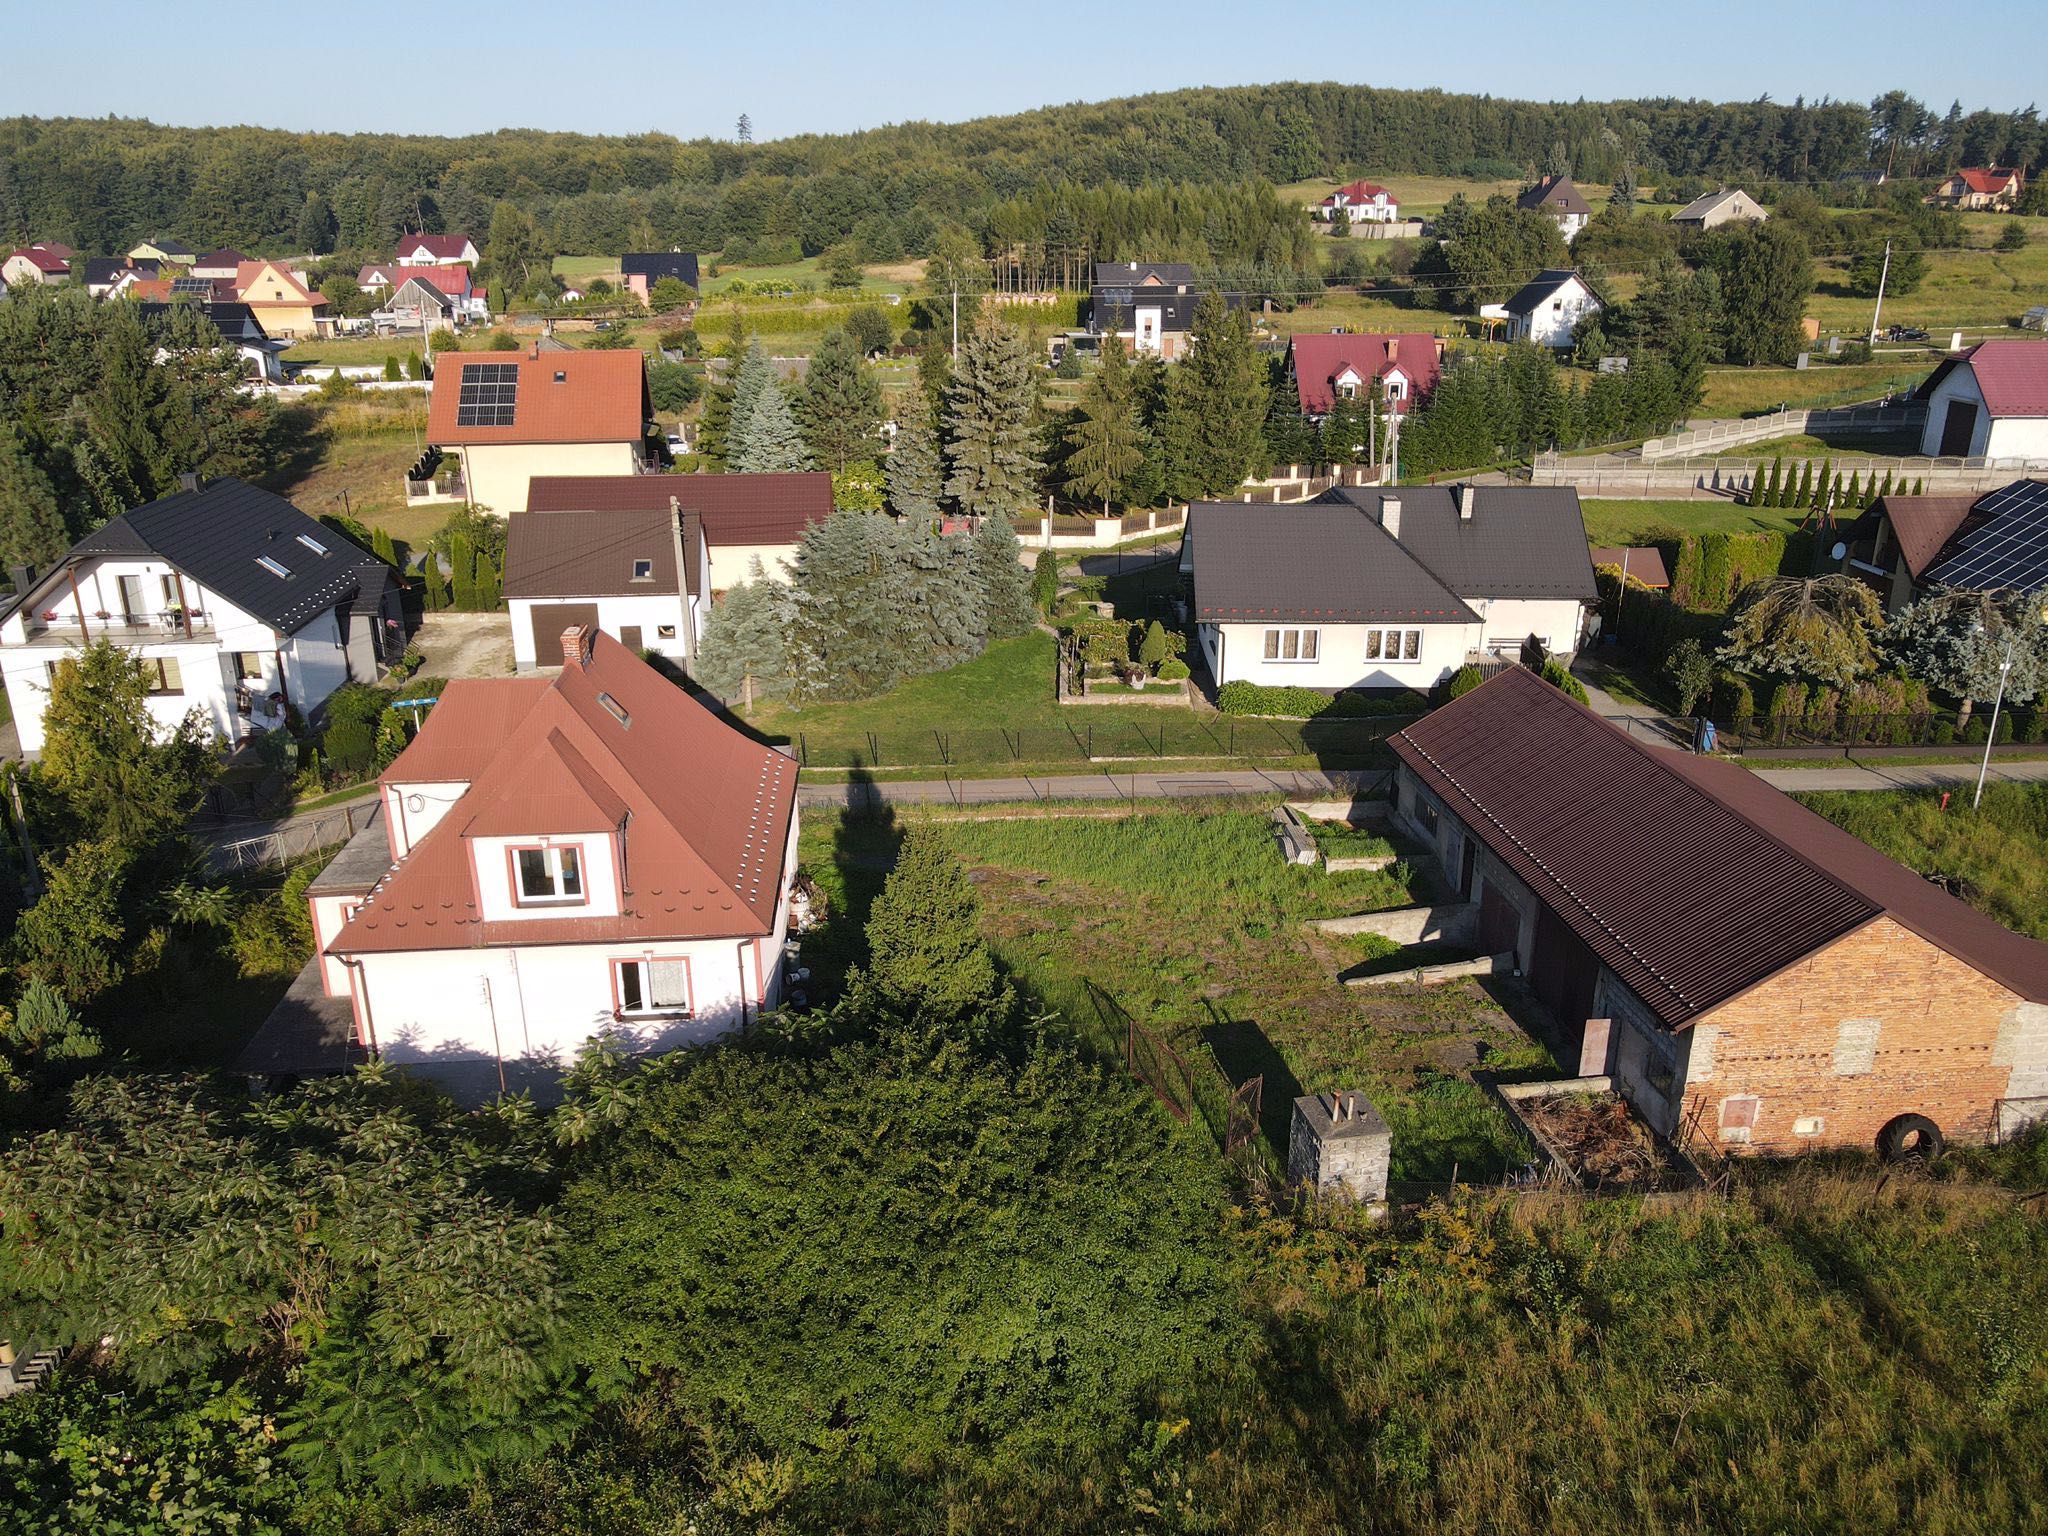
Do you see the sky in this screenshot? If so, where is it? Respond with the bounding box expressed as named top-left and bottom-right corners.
top-left (0, 0), bottom-right (2037, 141)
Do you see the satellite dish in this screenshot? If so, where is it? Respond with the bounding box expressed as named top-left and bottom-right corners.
top-left (1830, 541), bottom-right (1848, 561)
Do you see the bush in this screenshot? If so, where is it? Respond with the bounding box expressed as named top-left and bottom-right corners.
top-left (1156, 657), bottom-right (1190, 681)
top-left (1539, 659), bottom-right (1590, 704)
top-left (382, 354), bottom-right (401, 381)
top-left (1710, 670), bottom-right (1756, 727)
top-left (1215, 681), bottom-right (1418, 719)
top-left (1137, 620), bottom-right (1171, 670)
top-left (1440, 665), bottom-right (1485, 702)
top-left (321, 717), bottom-right (375, 776)
top-left (1835, 340), bottom-right (1873, 365)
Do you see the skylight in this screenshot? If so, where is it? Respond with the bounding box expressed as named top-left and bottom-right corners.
top-left (297, 533), bottom-right (328, 555)
top-left (632, 559), bottom-right (654, 581)
top-left (256, 556), bottom-right (291, 578)
top-left (597, 692), bottom-right (631, 728)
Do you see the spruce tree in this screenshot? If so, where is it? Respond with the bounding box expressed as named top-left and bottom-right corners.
top-left (886, 389), bottom-right (945, 522)
top-left (971, 510), bottom-right (1037, 640)
top-left (902, 523), bottom-right (988, 672)
top-left (1061, 333), bottom-right (1143, 512)
top-left (1180, 290), bottom-right (1269, 495)
top-left (797, 328), bottom-right (884, 472)
top-left (695, 558), bottom-right (793, 710)
top-left (943, 317), bottom-right (1041, 520)
top-left (858, 825), bottom-right (1000, 1024)
top-left (786, 511), bottom-right (920, 701)
top-left (737, 383), bottom-right (816, 474)
top-left (0, 422), bottom-right (71, 569)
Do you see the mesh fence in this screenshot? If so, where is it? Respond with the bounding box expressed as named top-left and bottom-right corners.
top-left (789, 714), bottom-right (1419, 769)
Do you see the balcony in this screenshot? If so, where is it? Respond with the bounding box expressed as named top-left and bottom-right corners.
top-left (403, 474), bottom-right (467, 505)
top-left (20, 612), bottom-right (218, 647)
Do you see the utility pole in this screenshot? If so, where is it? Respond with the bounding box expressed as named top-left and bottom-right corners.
top-left (1868, 239), bottom-right (1893, 346)
top-left (951, 282), bottom-right (959, 362)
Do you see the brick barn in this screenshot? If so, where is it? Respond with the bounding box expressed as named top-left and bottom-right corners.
top-left (1388, 668), bottom-right (2048, 1155)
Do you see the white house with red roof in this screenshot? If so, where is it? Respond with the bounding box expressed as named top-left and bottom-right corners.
top-left (1317, 181), bottom-right (1400, 224)
top-left (1932, 168), bottom-right (2025, 212)
top-left (396, 232), bottom-right (480, 267)
top-left (1917, 341), bottom-right (2048, 461)
top-left (2, 244), bottom-right (70, 287)
top-left (308, 626), bottom-right (800, 1098)
top-left (1285, 332), bottom-right (1442, 420)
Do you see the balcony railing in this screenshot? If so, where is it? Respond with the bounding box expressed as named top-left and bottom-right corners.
top-left (21, 613), bottom-right (218, 645)
top-left (404, 475), bottom-right (466, 503)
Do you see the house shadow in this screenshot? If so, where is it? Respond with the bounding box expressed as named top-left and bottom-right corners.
top-left (1200, 999), bottom-right (1304, 1162)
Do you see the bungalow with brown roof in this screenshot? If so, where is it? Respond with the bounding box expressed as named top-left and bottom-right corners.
top-left (301, 627), bottom-right (801, 1100)
top-left (1390, 667), bottom-right (2048, 1155)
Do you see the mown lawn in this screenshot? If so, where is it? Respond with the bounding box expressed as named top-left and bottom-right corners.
top-left (1576, 496), bottom-right (1805, 546)
top-left (1794, 784), bottom-right (2048, 940)
top-left (1696, 359), bottom-right (1933, 417)
top-left (798, 804), bottom-right (1556, 1181)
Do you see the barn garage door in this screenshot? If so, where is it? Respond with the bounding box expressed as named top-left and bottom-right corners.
top-left (527, 603), bottom-right (600, 664)
top-left (1478, 881), bottom-right (1519, 956)
top-left (1938, 400), bottom-right (1978, 457)
top-left (1530, 903), bottom-right (1600, 1028)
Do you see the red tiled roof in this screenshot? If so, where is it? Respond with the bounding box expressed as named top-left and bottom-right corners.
top-left (392, 266), bottom-right (474, 297)
top-left (1954, 168), bottom-right (2020, 195)
top-left (333, 632), bottom-right (798, 955)
top-left (32, 241), bottom-right (74, 260)
top-left (1956, 340), bottom-right (2048, 418)
top-left (398, 233), bottom-right (475, 261)
top-left (10, 246), bottom-right (68, 273)
top-left (386, 678), bottom-right (550, 784)
top-left (427, 350), bottom-right (650, 446)
top-left (1391, 667), bottom-right (2048, 1028)
top-left (1287, 332), bottom-right (1441, 415)
top-left (1871, 494), bottom-right (1981, 579)
top-left (524, 471), bottom-right (834, 543)
top-left (1321, 180), bottom-right (1393, 205)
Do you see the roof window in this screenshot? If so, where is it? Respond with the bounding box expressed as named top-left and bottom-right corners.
top-left (596, 692), bottom-right (631, 728)
top-left (296, 533), bottom-right (328, 554)
top-left (632, 559), bottom-right (654, 581)
top-left (256, 555), bottom-right (291, 578)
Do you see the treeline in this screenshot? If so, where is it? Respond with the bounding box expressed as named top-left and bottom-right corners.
top-left (3, 83), bottom-right (2041, 263)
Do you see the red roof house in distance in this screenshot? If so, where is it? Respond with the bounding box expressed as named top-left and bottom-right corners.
top-left (305, 626), bottom-right (801, 1099)
top-left (506, 472), bottom-right (837, 670)
top-left (423, 348), bottom-right (654, 516)
top-left (1285, 332), bottom-right (1442, 419)
top-left (1316, 180), bottom-right (1400, 224)
top-left (396, 232), bottom-right (480, 267)
top-left (1932, 167), bottom-right (2025, 211)
top-left (2, 244), bottom-right (71, 287)
top-left (1915, 340), bottom-right (2048, 460)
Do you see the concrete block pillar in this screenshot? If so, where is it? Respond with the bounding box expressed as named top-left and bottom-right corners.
top-left (1578, 1017), bottom-right (1613, 1077)
top-left (1288, 1091), bottom-right (1391, 1211)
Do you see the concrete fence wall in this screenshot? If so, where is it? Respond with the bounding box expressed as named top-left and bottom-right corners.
top-left (1534, 455), bottom-right (2046, 498)
top-left (1638, 403), bottom-right (1927, 461)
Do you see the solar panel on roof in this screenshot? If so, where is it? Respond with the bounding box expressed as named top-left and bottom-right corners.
top-left (1926, 481), bottom-right (2048, 594)
top-left (454, 361), bottom-right (520, 428)
top-left (171, 276), bottom-right (213, 296)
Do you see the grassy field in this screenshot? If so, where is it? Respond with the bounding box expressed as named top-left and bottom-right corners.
top-left (799, 804), bottom-right (1558, 1182)
top-left (1793, 784), bottom-right (2048, 940)
top-left (1807, 221), bottom-right (2048, 333)
top-left (1277, 174), bottom-right (1522, 218)
top-left (258, 395), bottom-right (452, 548)
top-left (1695, 359), bottom-right (1933, 417)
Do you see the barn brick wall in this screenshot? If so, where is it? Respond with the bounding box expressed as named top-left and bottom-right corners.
top-left (1681, 916), bottom-right (2039, 1154)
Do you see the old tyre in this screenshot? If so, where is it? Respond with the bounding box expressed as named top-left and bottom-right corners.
top-left (1877, 1113), bottom-right (1945, 1163)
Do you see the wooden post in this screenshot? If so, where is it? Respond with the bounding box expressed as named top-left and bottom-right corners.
top-left (65, 567), bottom-right (88, 637)
top-left (173, 571), bottom-right (193, 639)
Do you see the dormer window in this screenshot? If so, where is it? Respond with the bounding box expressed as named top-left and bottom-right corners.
top-left (631, 559), bottom-right (654, 582)
top-left (512, 844), bottom-right (585, 905)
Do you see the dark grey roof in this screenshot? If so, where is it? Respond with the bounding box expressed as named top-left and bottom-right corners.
top-left (1184, 501), bottom-right (1476, 624)
top-left (143, 238), bottom-right (195, 258)
top-left (134, 299), bottom-right (271, 343)
top-left (1516, 177), bottom-right (1592, 216)
top-left (67, 478), bottom-right (383, 635)
top-left (1502, 268), bottom-right (1592, 316)
top-left (504, 507), bottom-right (694, 600)
top-left (85, 256), bottom-right (158, 285)
top-left (1317, 487), bottom-right (1599, 601)
top-left (621, 251), bottom-right (700, 288)
top-left (1092, 261), bottom-right (1195, 288)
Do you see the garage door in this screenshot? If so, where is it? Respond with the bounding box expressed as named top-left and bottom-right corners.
top-left (526, 603), bottom-right (600, 664)
top-left (1530, 903), bottom-right (1600, 1027)
top-left (1938, 399), bottom-right (1978, 457)
top-left (1478, 881), bottom-right (1519, 956)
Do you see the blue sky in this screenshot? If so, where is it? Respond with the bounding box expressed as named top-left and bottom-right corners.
top-left (1, 0), bottom-right (2037, 140)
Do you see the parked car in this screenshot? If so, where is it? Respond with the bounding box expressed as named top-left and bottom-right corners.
top-left (1886, 324), bottom-right (1931, 342)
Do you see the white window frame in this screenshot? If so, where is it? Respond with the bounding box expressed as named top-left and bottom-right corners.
top-left (1364, 628), bottom-right (1424, 663)
top-left (511, 843), bottom-right (585, 906)
top-left (1262, 627), bottom-right (1320, 663)
top-left (613, 956), bottom-right (693, 1018)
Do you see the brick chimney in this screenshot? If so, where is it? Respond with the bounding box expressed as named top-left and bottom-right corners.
top-left (561, 624), bottom-right (593, 669)
top-left (1379, 495), bottom-right (1402, 540)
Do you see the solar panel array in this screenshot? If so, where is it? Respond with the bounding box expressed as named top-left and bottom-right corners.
top-left (1926, 480), bottom-right (2048, 594)
top-left (454, 361), bottom-right (520, 428)
top-left (171, 275), bottom-right (214, 296)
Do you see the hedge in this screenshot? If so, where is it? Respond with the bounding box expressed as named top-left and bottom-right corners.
top-left (1215, 681), bottom-right (1422, 719)
top-left (1669, 532), bottom-right (1793, 612)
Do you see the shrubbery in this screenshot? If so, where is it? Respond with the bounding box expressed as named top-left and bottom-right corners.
top-left (1215, 681), bottom-right (1420, 718)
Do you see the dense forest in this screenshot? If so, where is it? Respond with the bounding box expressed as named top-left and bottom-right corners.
top-left (2, 84), bottom-right (2041, 267)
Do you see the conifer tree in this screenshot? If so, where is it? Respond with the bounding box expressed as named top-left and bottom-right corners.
top-left (1061, 333), bottom-right (1143, 512)
top-left (737, 382), bottom-right (816, 474)
top-left (797, 328), bottom-right (884, 472)
top-left (1878, 469), bottom-right (1896, 501)
top-left (1913, 476), bottom-right (1925, 495)
top-left (372, 526), bottom-right (398, 567)
top-left (448, 530), bottom-right (475, 609)
top-left (786, 511), bottom-right (920, 701)
top-left (420, 553), bottom-right (448, 610)
top-left (902, 524), bottom-right (988, 672)
top-left (1762, 457), bottom-right (1782, 507)
top-left (971, 510), bottom-right (1037, 639)
top-left (943, 317), bottom-right (1041, 520)
top-left (473, 549), bottom-right (502, 610)
top-left (1793, 460), bottom-right (1814, 509)
top-left (858, 825), bottom-right (1000, 1025)
top-left (1031, 547), bottom-right (1059, 613)
top-left (695, 558), bottom-right (794, 711)
top-left (1843, 470), bottom-right (1863, 510)
top-left (1815, 457), bottom-right (1834, 511)
top-left (0, 422), bottom-right (71, 569)
top-left (886, 389), bottom-right (945, 522)
top-left (1180, 290), bottom-right (1269, 495)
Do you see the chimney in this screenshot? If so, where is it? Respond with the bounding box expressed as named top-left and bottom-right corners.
top-left (1458, 485), bottom-right (1476, 521)
top-left (8, 564), bottom-right (33, 596)
top-left (531, 340), bottom-right (541, 359)
top-left (1379, 495), bottom-right (1402, 539)
top-left (561, 624), bottom-right (592, 669)
top-left (1386, 337), bottom-right (1398, 362)
top-left (177, 471), bottom-right (200, 494)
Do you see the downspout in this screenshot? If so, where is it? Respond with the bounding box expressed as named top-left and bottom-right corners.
top-left (669, 495), bottom-right (696, 671)
top-left (735, 938), bottom-right (753, 1026)
top-left (343, 955), bottom-right (380, 1058)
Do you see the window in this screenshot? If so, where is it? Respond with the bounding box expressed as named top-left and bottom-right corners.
top-left (256, 555), bottom-right (290, 578)
top-left (142, 656), bottom-right (183, 695)
top-left (1338, 380), bottom-right (1357, 399)
top-left (656, 624), bottom-right (677, 639)
top-left (512, 844), bottom-right (584, 905)
top-left (631, 559), bottom-right (655, 581)
top-left (615, 957), bottom-right (692, 1017)
top-left (296, 533), bottom-right (328, 555)
top-left (1262, 628), bottom-right (1319, 662)
top-left (1364, 628), bottom-right (1424, 663)
top-left (596, 691), bottom-right (631, 727)
top-left (235, 651), bottom-right (266, 681)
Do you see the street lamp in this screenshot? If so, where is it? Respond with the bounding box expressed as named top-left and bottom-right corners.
top-left (1974, 603), bottom-right (2048, 809)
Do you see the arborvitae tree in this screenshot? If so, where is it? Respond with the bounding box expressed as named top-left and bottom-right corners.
top-left (1760, 457), bottom-right (1782, 508)
top-left (971, 510), bottom-right (1037, 639)
top-left (421, 553), bottom-right (448, 610)
top-left (1814, 457), bottom-right (1834, 511)
top-left (1138, 620), bottom-right (1171, 669)
top-left (885, 389), bottom-right (944, 522)
top-left (1878, 469), bottom-right (1896, 501)
top-left (1843, 470), bottom-right (1863, 510)
top-left (1180, 289), bottom-right (1270, 495)
top-left (786, 510), bottom-right (921, 701)
top-left (448, 530), bottom-right (476, 609)
top-left (902, 524), bottom-right (988, 672)
top-left (371, 526), bottom-right (398, 567)
top-left (736, 382), bottom-right (816, 475)
top-left (1793, 460), bottom-right (1814, 509)
top-left (943, 317), bottom-right (1041, 520)
top-left (797, 328), bottom-right (884, 473)
top-left (1913, 476), bottom-right (1925, 495)
top-left (858, 825), bottom-right (1001, 1025)
top-left (473, 550), bottom-right (502, 610)
top-left (695, 558), bottom-right (793, 711)
top-left (1060, 333), bottom-right (1143, 512)
top-left (0, 421), bottom-right (70, 569)
top-left (1031, 547), bottom-right (1059, 613)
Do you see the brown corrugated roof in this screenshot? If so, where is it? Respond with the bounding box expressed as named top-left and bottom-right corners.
top-left (503, 508), bottom-right (694, 600)
top-left (1874, 493), bottom-right (1981, 579)
top-left (332, 632), bottom-right (797, 954)
top-left (1391, 667), bottom-right (2048, 1027)
top-left (427, 350), bottom-right (650, 447)
top-left (524, 471), bottom-right (833, 544)
top-left (384, 678), bottom-right (549, 784)
top-left (1589, 547), bottom-right (1671, 587)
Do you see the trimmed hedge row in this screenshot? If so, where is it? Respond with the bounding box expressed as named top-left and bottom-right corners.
top-left (1215, 681), bottom-right (1422, 719)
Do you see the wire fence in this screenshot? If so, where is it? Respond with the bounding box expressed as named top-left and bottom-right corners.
top-left (203, 798), bottom-right (379, 874)
top-left (789, 714), bottom-right (1420, 769)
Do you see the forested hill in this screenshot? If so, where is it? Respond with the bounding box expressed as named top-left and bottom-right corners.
top-left (1, 83), bottom-right (2039, 263)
